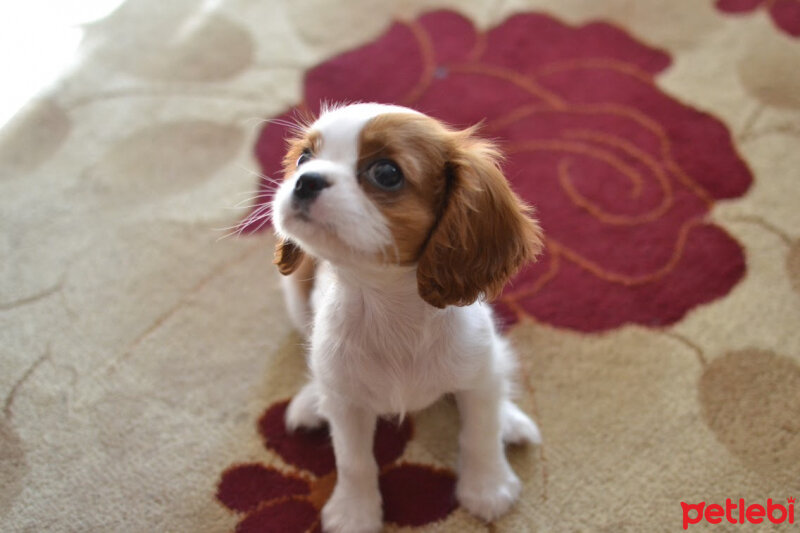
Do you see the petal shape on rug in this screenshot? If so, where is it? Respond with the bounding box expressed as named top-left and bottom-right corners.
top-left (380, 463), bottom-right (457, 527)
top-left (216, 463), bottom-right (309, 513)
top-left (699, 349), bottom-right (800, 481)
top-left (235, 499), bottom-right (319, 533)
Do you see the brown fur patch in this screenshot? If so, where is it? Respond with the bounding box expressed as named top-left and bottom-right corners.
top-left (358, 114), bottom-right (543, 307)
top-left (282, 130), bottom-right (321, 179)
top-left (357, 114), bottom-right (453, 264)
top-left (274, 238), bottom-right (305, 275)
top-left (414, 129), bottom-right (544, 308)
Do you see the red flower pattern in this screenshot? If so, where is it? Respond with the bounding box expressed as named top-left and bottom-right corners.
top-left (216, 400), bottom-right (457, 532)
top-left (247, 11), bottom-right (751, 332)
top-left (717, 0), bottom-right (800, 37)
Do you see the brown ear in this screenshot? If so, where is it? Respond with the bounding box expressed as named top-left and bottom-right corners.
top-left (274, 237), bottom-right (305, 275)
top-left (417, 134), bottom-right (544, 308)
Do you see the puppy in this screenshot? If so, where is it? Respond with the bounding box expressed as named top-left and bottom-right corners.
top-left (271, 102), bottom-right (544, 532)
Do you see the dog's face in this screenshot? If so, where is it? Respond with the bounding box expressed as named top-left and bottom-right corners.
top-left (271, 103), bottom-right (543, 308)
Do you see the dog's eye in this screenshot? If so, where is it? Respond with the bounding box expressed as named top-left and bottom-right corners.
top-left (365, 160), bottom-right (404, 191)
top-left (297, 149), bottom-right (312, 167)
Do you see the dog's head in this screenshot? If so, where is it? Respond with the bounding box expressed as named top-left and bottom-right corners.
top-left (271, 103), bottom-right (543, 308)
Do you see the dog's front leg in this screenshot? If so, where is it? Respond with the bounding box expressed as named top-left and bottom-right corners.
top-left (319, 399), bottom-right (382, 533)
top-left (455, 384), bottom-right (521, 521)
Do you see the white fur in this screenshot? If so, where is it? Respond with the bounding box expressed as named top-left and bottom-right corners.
top-left (272, 103), bottom-right (540, 532)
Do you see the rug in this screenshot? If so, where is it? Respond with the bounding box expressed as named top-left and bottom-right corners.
top-left (1, 0), bottom-right (799, 532)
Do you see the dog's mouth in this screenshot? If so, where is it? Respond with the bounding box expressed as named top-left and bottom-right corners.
top-left (286, 204), bottom-right (338, 238)
top-left (287, 200), bottom-right (315, 223)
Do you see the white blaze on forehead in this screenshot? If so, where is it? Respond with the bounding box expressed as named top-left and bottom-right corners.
top-left (310, 103), bottom-right (421, 164)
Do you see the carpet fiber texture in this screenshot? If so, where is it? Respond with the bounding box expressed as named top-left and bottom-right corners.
top-left (1, 0), bottom-right (799, 532)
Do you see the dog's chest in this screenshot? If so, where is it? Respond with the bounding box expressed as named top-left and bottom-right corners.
top-left (313, 287), bottom-right (461, 414)
top-left (355, 316), bottom-right (447, 412)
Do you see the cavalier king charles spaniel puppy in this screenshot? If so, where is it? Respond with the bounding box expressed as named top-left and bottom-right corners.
top-left (271, 102), bottom-right (544, 532)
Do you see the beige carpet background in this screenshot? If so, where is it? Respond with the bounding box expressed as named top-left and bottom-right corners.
top-left (1, 0), bottom-right (799, 531)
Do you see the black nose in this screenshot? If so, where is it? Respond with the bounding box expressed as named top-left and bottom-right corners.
top-left (293, 172), bottom-right (330, 201)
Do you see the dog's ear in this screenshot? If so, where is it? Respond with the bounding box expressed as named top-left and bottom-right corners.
top-left (274, 237), bottom-right (305, 275)
top-left (417, 132), bottom-right (543, 308)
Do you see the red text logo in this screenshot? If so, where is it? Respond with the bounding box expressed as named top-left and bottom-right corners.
top-left (681, 498), bottom-right (795, 529)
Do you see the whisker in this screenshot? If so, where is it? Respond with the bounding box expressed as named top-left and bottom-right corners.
top-left (290, 107), bottom-right (317, 129)
top-left (215, 225), bottom-right (244, 240)
top-left (241, 107), bottom-right (317, 140)
top-left (230, 193), bottom-right (276, 208)
top-left (219, 189), bottom-right (277, 212)
top-left (213, 204), bottom-right (273, 232)
top-left (221, 202), bottom-right (266, 211)
top-left (246, 207), bottom-right (274, 225)
top-left (249, 210), bottom-right (276, 234)
top-left (215, 210), bottom-right (272, 241)
top-left (243, 117), bottom-right (306, 134)
top-left (239, 207), bottom-right (272, 226)
top-left (248, 211), bottom-right (274, 225)
top-left (231, 188), bottom-right (277, 199)
top-left (213, 220), bottom-right (250, 233)
top-left (232, 187), bottom-right (278, 197)
top-left (237, 164), bottom-right (283, 185)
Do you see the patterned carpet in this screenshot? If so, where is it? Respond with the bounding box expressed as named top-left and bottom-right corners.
top-left (1, 1), bottom-right (799, 531)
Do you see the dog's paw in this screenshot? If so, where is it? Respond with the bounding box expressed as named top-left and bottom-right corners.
top-left (500, 401), bottom-right (542, 445)
top-left (457, 465), bottom-right (521, 522)
top-left (321, 486), bottom-right (382, 533)
top-left (285, 384), bottom-right (324, 432)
